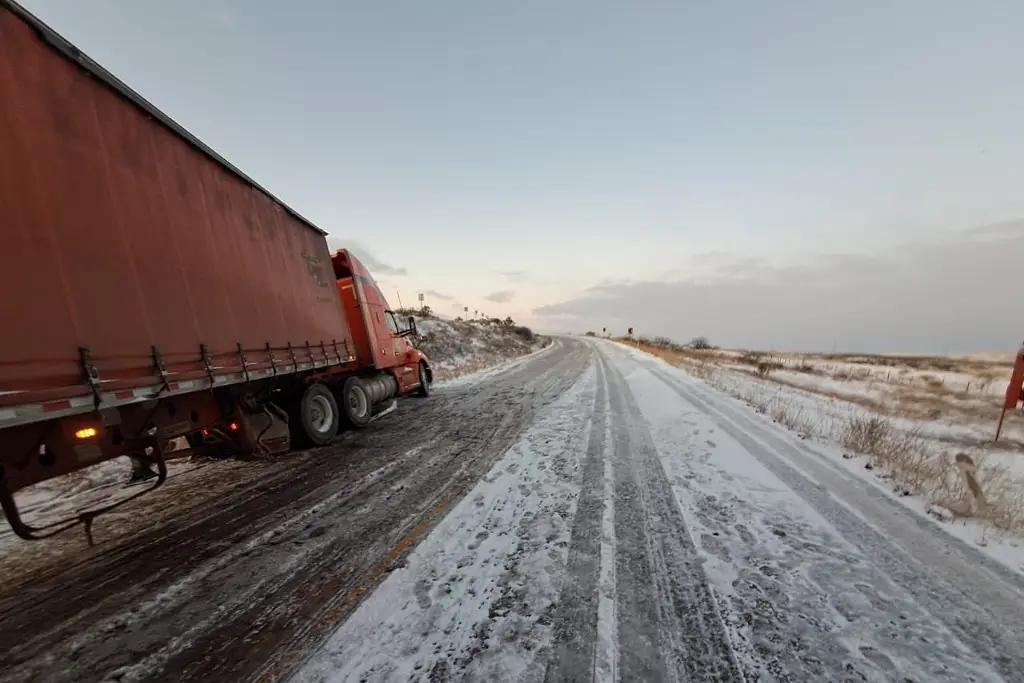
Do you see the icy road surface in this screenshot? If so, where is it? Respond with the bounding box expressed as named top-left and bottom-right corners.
top-left (297, 340), bottom-right (1024, 683)
top-left (2, 338), bottom-right (1024, 683)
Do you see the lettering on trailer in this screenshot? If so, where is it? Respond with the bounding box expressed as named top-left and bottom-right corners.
top-left (301, 252), bottom-right (330, 288)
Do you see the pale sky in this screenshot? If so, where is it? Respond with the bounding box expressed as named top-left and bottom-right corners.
top-left (19, 0), bottom-right (1024, 353)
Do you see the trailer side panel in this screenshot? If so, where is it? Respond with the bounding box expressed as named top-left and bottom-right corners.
top-left (0, 6), bottom-right (353, 413)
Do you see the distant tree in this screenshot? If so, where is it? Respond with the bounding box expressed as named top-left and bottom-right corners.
top-left (689, 336), bottom-right (712, 350)
top-left (585, 331), bottom-right (597, 337)
top-left (503, 316), bottom-right (515, 327)
top-left (421, 304), bottom-right (433, 317)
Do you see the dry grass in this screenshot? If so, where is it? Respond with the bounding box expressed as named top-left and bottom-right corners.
top-left (628, 340), bottom-right (1024, 537)
top-left (741, 347), bottom-right (1018, 447)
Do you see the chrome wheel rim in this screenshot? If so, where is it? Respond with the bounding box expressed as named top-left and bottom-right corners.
top-left (347, 386), bottom-right (369, 419)
top-left (309, 395), bottom-right (334, 433)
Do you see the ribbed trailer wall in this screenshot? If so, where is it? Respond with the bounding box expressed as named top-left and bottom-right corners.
top-left (0, 3), bottom-right (353, 422)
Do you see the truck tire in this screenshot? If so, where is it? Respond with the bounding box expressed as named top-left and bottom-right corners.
top-left (415, 361), bottom-right (431, 397)
top-left (339, 376), bottom-right (372, 428)
top-left (290, 383), bottom-right (340, 447)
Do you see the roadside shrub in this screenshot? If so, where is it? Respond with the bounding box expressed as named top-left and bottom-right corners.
top-left (650, 336), bottom-right (677, 350)
top-left (794, 360), bottom-right (818, 374)
top-left (739, 350), bottom-right (763, 366)
top-left (840, 414), bottom-right (924, 470)
top-left (512, 325), bottom-right (535, 342)
top-left (689, 336), bottom-right (713, 350)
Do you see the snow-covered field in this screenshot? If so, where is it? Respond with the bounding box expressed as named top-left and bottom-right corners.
top-left (631, 340), bottom-right (1024, 553)
top-left (688, 347), bottom-right (1022, 447)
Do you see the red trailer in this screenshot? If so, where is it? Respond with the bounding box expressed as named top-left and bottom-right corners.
top-left (0, 1), bottom-right (433, 541)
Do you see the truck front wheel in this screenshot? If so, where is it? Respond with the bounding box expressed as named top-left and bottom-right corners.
top-left (415, 362), bottom-right (431, 397)
top-left (290, 382), bottom-right (340, 447)
top-left (339, 376), bottom-right (372, 428)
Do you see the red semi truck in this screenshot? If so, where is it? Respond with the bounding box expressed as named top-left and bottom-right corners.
top-left (0, 1), bottom-right (433, 541)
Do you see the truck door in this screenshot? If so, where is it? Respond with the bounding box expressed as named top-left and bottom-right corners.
top-left (385, 311), bottom-right (418, 390)
top-left (367, 303), bottom-right (395, 368)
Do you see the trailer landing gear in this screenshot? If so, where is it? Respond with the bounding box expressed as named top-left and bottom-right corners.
top-left (0, 443), bottom-right (168, 546)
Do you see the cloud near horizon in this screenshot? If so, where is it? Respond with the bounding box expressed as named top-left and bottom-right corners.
top-left (422, 289), bottom-right (455, 301)
top-left (497, 270), bottom-right (530, 283)
top-left (534, 223), bottom-right (1024, 354)
top-left (485, 290), bottom-right (515, 304)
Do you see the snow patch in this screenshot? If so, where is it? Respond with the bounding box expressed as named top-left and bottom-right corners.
top-left (593, 421), bottom-right (618, 683)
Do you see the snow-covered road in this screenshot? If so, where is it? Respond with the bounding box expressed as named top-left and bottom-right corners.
top-left (296, 339), bottom-right (1024, 683)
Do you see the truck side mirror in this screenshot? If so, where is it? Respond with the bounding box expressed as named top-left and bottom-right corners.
top-left (408, 317), bottom-right (418, 336)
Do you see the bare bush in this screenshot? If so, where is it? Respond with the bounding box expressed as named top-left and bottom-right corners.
top-left (512, 325), bottom-right (535, 342)
top-left (690, 358), bottom-right (720, 382)
top-left (650, 336), bottom-right (678, 350)
top-left (688, 336), bottom-right (713, 350)
top-left (738, 350), bottom-right (763, 366)
top-left (794, 360), bottom-right (818, 374)
top-left (756, 360), bottom-right (781, 377)
top-left (840, 414), bottom-right (922, 465)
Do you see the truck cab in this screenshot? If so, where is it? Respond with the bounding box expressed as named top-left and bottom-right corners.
top-left (331, 249), bottom-right (432, 395)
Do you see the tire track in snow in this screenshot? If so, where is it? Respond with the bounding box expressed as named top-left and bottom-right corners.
top-left (289, 348), bottom-right (600, 683)
top-left (545, 354), bottom-right (610, 683)
top-left (594, 426), bottom-right (618, 683)
top-left (629, 349), bottom-right (1024, 683)
top-left (602, 348), bottom-right (743, 683)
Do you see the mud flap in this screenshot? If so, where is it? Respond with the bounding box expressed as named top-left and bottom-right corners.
top-left (369, 399), bottom-right (398, 423)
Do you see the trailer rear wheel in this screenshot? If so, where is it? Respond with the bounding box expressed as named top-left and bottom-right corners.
top-left (291, 383), bottom-right (340, 447)
top-left (340, 376), bottom-right (372, 428)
